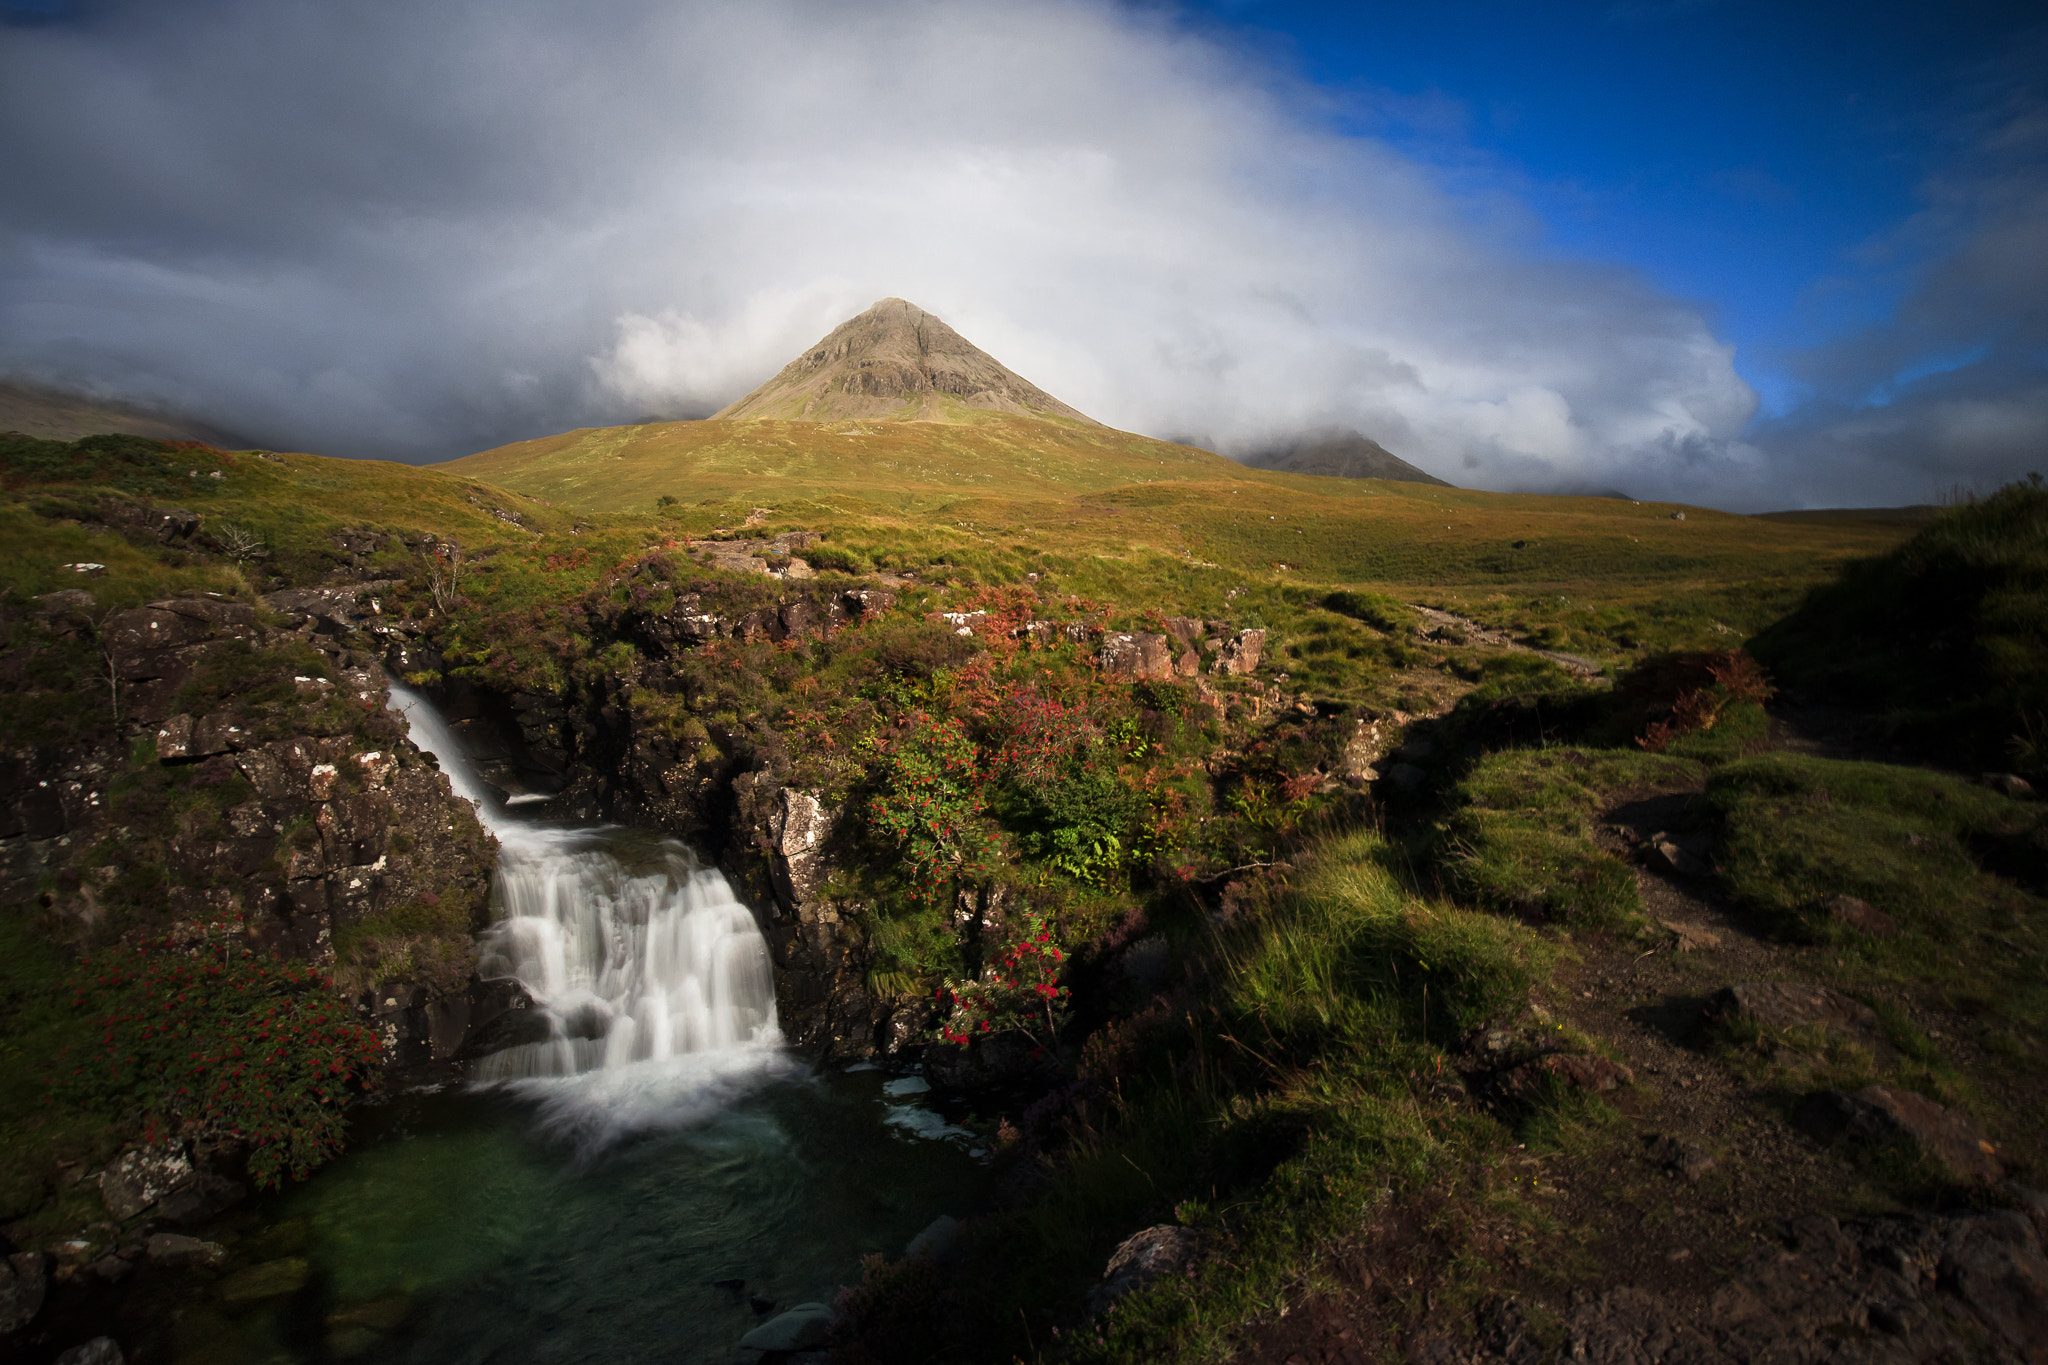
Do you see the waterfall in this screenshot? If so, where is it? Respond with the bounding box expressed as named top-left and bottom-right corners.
top-left (388, 685), bottom-right (787, 1143)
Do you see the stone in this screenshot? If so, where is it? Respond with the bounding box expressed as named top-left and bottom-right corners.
top-left (1982, 772), bottom-right (2034, 799)
top-left (1, 1251), bottom-right (47, 1334)
top-left (739, 1302), bottom-right (833, 1352)
top-left (1822, 893), bottom-right (1899, 938)
top-left (1212, 628), bottom-right (1266, 676)
top-left (1647, 832), bottom-right (1711, 877)
top-left (144, 1233), bottom-right (226, 1269)
top-left (905, 1215), bottom-right (960, 1260)
top-left (155, 713), bottom-right (195, 760)
top-left (90, 1255), bottom-right (132, 1285)
top-left (1711, 981), bottom-right (1887, 1053)
top-left (1654, 918), bottom-right (1722, 951)
top-left (52, 1338), bottom-right (124, 1365)
top-left (1649, 1135), bottom-right (1717, 1182)
top-left (1670, 510), bottom-right (1686, 520)
top-left (1091, 1225), bottom-right (1200, 1311)
top-left (100, 1142), bottom-right (196, 1221)
top-left (154, 1171), bottom-right (248, 1226)
top-left (1097, 632), bottom-right (1176, 680)
top-left (220, 1257), bottom-right (310, 1305)
top-left (1800, 1085), bottom-right (2006, 1181)
top-left (1500, 1052), bottom-right (1633, 1098)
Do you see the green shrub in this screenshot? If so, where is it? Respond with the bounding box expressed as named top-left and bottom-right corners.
top-left (48, 926), bottom-right (385, 1187)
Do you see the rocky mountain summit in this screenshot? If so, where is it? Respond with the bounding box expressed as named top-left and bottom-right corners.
top-left (711, 297), bottom-right (1097, 425)
top-left (1238, 427), bottom-right (1452, 486)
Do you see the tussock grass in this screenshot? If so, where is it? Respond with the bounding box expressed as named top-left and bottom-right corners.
top-left (1440, 749), bottom-right (1702, 932)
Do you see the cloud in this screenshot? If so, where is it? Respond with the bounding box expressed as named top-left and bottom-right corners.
top-left (0, 0), bottom-right (2024, 509)
top-left (1752, 76), bottom-right (2048, 506)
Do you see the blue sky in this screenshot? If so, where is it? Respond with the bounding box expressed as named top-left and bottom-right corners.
top-left (1177, 0), bottom-right (2043, 423)
top-left (1, 0), bottom-right (2042, 506)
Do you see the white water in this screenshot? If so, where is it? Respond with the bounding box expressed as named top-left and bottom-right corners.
top-left (387, 685), bottom-right (787, 1146)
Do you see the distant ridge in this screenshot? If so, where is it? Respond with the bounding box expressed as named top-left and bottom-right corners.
top-left (713, 298), bottom-right (1096, 425)
top-left (0, 378), bottom-right (247, 447)
top-left (1238, 428), bottom-right (1452, 487)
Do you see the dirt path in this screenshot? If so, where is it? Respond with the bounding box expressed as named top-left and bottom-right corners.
top-left (1232, 770), bottom-right (2048, 1365)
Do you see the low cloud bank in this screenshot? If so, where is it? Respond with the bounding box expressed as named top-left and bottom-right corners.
top-left (0, 0), bottom-right (2038, 508)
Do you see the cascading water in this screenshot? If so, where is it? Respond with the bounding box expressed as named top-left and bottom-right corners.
top-left (387, 686), bottom-right (786, 1146)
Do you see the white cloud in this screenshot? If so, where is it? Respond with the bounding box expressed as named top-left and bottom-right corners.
top-left (10, 0), bottom-right (2025, 508)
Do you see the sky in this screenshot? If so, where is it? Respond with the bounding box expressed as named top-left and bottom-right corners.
top-left (1, 0), bottom-right (2042, 510)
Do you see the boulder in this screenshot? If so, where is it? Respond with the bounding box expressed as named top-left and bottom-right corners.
top-left (739, 1302), bottom-right (834, 1352)
top-left (766, 788), bottom-right (837, 911)
top-left (1822, 893), bottom-right (1899, 938)
top-left (1797, 1085), bottom-right (2005, 1181)
top-left (1711, 981), bottom-right (1888, 1055)
top-left (52, 1338), bottom-right (124, 1365)
top-left (1212, 628), bottom-right (1266, 676)
top-left (0, 1251), bottom-right (47, 1335)
top-left (1097, 632), bottom-right (1175, 680)
top-left (1982, 772), bottom-right (2035, 799)
top-left (100, 1142), bottom-right (196, 1221)
top-left (1090, 1225), bottom-right (1200, 1312)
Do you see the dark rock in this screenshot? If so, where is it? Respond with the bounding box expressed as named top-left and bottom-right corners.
top-left (1982, 772), bottom-right (2035, 799)
top-left (1797, 1085), bottom-right (2006, 1180)
top-left (99, 1142), bottom-right (196, 1222)
top-left (905, 1214), bottom-right (960, 1261)
top-left (90, 1255), bottom-right (132, 1284)
top-left (1649, 1134), bottom-right (1717, 1182)
top-left (1499, 1051), bottom-right (1633, 1099)
top-left (1822, 893), bottom-right (1900, 938)
top-left (1089, 1225), bottom-right (1200, 1312)
top-left (1382, 762), bottom-right (1426, 791)
top-left (1647, 831), bottom-right (1712, 876)
top-left (1710, 981), bottom-right (1888, 1053)
top-left (52, 1338), bottom-right (124, 1365)
top-left (154, 1171), bottom-right (247, 1226)
top-left (220, 1257), bottom-right (310, 1305)
top-left (0, 1251), bottom-right (47, 1335)
top-left (740, 1302), bottom-right (833, 1352)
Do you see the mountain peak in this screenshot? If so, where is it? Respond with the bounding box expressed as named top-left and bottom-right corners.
top-left (712, 298), bottom-right (1096, 425)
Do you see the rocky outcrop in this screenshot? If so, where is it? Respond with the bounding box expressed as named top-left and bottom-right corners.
top-left (1797, 1085), bottom-right (2008, 1182)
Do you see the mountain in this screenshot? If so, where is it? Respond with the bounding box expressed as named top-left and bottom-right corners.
top-left (712, 298), bottom-right (1096, 425)
top-left (1239, 429), bottom-right (1452, 487)
top-left (0, 378), bottom-right (248, 447)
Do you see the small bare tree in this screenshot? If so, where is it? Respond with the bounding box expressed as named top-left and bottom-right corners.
top-left (424, 539), bottom-right (464, 611)
top-left (212, 521), bottom-right (267, 563)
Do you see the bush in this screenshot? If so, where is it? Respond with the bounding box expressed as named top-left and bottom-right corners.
top-left (47, 926), bottom-right (384, 1187)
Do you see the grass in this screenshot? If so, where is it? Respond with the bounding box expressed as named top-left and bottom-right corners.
top-left (1704, 752), bottom-right (2048, 1168)
top-left (835, 831), bottom-right (1555, 1363)
top-left (1749, 475), bottom-right (2048, 773)
top-left (1439, 748), bottom-right (1703, 932)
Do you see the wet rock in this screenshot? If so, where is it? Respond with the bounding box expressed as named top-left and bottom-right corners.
top-left (1710, 981), bottom-right (1888, 1054)
top-left (1212, 628), bottom-right (1266, 676)
top-left (154, 1172), bottom-right (248, 1226)
top-left (220, 1257), bottom-right (310, 1305)
top-left (1822, 893), bottom-right (1900, 938)
top-left (52, 1338), bottom-right (124, 1365)
top-left (739, 1302), bottom-right (833, 1352)
top-left (0, 1251), bottom-right (47, 1334)
top-left (1090, 1225), bottom-right (1200, 1312)
top-left (99, 1142), bottom-right (196, 1222)
top-left (144, 1233), bottom-right (226, 1269)
top-left (1097, 632), bottom-right (1175, 680)
top-left (1797, 1085), bottom-right (2006, 1181)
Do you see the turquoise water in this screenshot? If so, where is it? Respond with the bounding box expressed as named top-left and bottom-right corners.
top-left (206, 1066), bottom-right (989, 1363)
